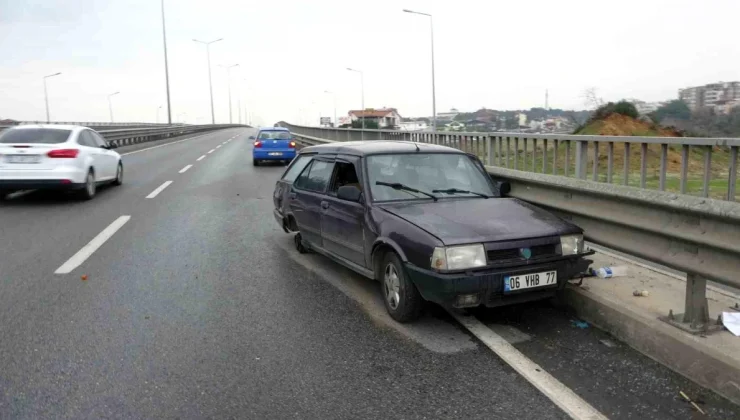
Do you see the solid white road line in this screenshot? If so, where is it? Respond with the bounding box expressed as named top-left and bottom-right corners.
top-left (450, 311), bottom-right (608, 420)
top-left (208, 149), bottom-right (215, 154)
top-left (146, 181), bottom-right (173, 199)
top-left (54, 216), bottom-right (131, 274)
top-left (179, 164), bottom-right (193, 173)
top-left (197, 155), bottom-right (206, 161)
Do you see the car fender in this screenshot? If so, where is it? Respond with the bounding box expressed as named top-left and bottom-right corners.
top-left (370, 237), bottom-right (409, 268)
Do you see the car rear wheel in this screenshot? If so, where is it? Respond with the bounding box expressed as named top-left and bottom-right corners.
top-left (294, 232), bottom-right (309, 254)
top-left (79, 170), bottom-right (96, 200)
top-left (381, 252), bottom-right (423, 323)
top-left (113, 162), bottom-right (123, 186)
top-left (253, 159), bottom-right (259, 166)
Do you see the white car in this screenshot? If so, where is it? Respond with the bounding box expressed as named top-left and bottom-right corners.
top-left (0, 125), bottom-right (123, 200)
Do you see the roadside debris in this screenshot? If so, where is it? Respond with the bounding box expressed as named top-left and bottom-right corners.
top-left (721, 312), bottom-right (740, 336)
top-left (81, 275), bottom-right (88, 281)
top-left (570, 320), bottom-right (589, 329)
top-left (632, 290), bottom-right (649, 297)
top-left (592, 266), bottom-right (628, 278)
top-left (679, 390), bottom-right (706, 415)
top-left (599, 339), bottom-right (616, 348)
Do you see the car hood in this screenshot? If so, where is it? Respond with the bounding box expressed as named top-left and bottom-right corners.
top-left (377, 198), bottom-right (578, 245)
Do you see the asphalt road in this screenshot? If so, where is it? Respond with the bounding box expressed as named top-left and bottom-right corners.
top-left (0, 128), bottom-right (738, 419)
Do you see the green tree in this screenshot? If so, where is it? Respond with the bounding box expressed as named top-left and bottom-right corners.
top-left (651, 100), bottom-right (691, 122)
top-left (351, 119), bottom-right (379, 129)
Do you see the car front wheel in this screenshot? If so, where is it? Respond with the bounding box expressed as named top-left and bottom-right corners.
top-left (381, 252), bottom-right (423, 323)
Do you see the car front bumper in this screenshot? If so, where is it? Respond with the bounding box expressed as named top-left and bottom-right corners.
top-left (405, 254), bottom-right (593, 309)
top-left (253, 149), bottom-right (296, 161)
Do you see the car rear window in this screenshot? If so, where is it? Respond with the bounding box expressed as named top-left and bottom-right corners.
top-left (258, 131), bottom-right (292, 140)
top-left (0, 128), bottom-right (71, 144)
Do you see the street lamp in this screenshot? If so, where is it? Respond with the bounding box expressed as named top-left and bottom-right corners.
top-left (157, 105), bottom-right (163, 123)
top-left (324, 90), bottom-right (337, 127)
top-left (220, 63), bottom-right (239, 124)
top-left (108, 91), bottom-right (120, 123)
top-left (43, 72), bottom-right (62, 123)
top-left (193, 37), bottom-right (223, 124)
top-left (161, 0), bottom-right (172, 124)
top-left (403, 8), bottom-right (437, 133)
top-left (346, 67), bottom-right (365, 139)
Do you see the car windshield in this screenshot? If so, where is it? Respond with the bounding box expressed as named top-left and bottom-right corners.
top-left (259, 131), bottom-right (292, 140)
top-left (0, 128), bottom-right (71, 144)
top-left (367, 153), bottom-right (495, 201)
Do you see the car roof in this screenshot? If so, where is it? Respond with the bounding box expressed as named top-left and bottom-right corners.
top-left (299, 140), bottom-right (466, 156)
top-left (9, 124), bottom-right (85, 132)
top-left (258, 127), bottom-right (289, 132)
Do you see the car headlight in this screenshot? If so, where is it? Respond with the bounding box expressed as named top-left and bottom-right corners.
top-left (560, 234), bottom-right (584, 255)
top-left (431, 244), bottom-right (487, 271)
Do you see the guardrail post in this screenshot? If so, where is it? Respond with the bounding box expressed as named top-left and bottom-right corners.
top-left (683, 274), bottom-right (710, 328)
top-left (486, 136), bottom-right (492, 165)
top-left (575, 140), bottom-right (588, 179)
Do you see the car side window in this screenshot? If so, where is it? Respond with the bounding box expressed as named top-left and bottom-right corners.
top-left (77, 131), bottom-right (96, 147)
top-left (91, 131), bottom-right (107, 147)
top-left (328, 161), bottom-right (361, 196)
top-left (294, 160), bottom-right (335, 193)
top-left (282, 155), bottom-right (313, 182)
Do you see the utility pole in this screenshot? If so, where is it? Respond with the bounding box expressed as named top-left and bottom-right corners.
top-left (193, 37), bottom-right (223, 124)
top-left (161, 0), bottom-right (172, 124)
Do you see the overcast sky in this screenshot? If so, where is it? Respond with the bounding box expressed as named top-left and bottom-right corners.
top-left (1, 0), bottom-right (739, 126)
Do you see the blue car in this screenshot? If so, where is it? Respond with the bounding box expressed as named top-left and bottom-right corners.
top-left (252, 127), bottom-right (297, 166)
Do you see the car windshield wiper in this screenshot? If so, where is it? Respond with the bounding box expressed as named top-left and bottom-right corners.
top-left (432, 188), bottom-right (491, 199)
top-left (375, 181), bottom-right (438, 201)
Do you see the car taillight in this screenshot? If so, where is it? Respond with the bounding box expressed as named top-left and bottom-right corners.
top-left (47, 149), bottom-right (80, 158)
top-left (254, 141), bottom-right (262, 148)
top-left (289, 141), bottom-right (296, 148)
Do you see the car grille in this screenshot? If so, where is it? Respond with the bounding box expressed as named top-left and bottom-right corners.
top-left (487, 244), bottom-right (558, 264)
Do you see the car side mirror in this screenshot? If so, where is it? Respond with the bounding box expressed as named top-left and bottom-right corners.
top-left (337, 185), bottom-right (362, 202)
top-left (249, 135), bottom-right (255, 140)
top-left (498, 181), bottom-right (511, 196)
top-left (106, 143), bottom-right (118, 149)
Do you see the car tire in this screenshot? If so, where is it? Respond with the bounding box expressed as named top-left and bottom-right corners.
top-left (0, 190), bottom-right (8, 200)
top-left (79, 169), bottom-right (96, 200)
top-left (253, 159), bottom-right (259, 166)
top-left (113, 162), bottom-right (123, 186)
top-left (380, 252), bottom-right (424, 323)
top-left (294, 232), bottom-right (309, 254)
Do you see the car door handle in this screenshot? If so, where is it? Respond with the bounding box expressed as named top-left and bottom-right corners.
top-left (321, 201), bottom-right (329, 209)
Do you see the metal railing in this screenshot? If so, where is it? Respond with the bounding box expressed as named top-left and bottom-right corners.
top-left (280, 122), bottom-right (740, 335)
top-left (279, 123), bottom-right (739, 202)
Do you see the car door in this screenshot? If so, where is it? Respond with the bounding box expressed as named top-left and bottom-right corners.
top-left (90, 131), bottom-right (118, 179)
top-left (77, 130), bottom-right (106, 177)
top-left (274, 154), bottom-right (314, 217)
top-left (320, 156), bottom-right (367, 267)
top-left (289, 156), bottom-right (336, 247)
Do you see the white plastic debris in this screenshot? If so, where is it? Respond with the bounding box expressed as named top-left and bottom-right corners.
top-left (722, 312), bottom-right (740, 336)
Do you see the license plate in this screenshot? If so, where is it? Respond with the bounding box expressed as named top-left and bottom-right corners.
top-left (5, 155), bottom-right (41, 164)
top-left (268, 152), bottom-right (283, 156)
top-left (504, 270), bottom-right (557, 293)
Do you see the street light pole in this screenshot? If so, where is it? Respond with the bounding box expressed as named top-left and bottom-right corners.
top-left (346, 67), bottom-right (365, 140)
top-left (324, 90), bottom-right (337, 127)
top-left (43, 72), bottom-right (62, 123)
top-left (220, 63), bottom-right (239, 124)
top-left (403, 9), bottom-right (437, 133)
top-left (157, 105), bottom-right (163, 123)
top-left (161, 0), bottom-right (172, 124)
top-left (193, 37), bottom-right (223, 124)
top-left (108, 91), bottom-right (120, 123)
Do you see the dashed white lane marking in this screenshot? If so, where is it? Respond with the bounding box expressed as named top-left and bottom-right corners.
top-left (216, 145), bottom-right (222, 149)
top-left (208, 149), bottom-right (215, 154)
top-left (146, 181), bottom-right (173, 199)
top-left (450, 312), bottom-right (608, 420)
top-left (179, 164), bottom-right (193, 173)
top-left (54, 216), bottom-right (131, 274)
top-left (197, 155), bottom-right (206, 161)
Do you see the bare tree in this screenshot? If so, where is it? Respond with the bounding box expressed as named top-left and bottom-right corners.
top-left (582, 87), bottom-right (604, 110)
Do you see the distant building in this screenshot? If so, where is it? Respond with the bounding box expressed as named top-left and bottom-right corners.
top-left (678, 81), bottom-right (740, 112)
top-left (436, 108), bottom-right (459, 120)
top-left (348, 108), bottom-right (402, 128)
top-left (398, 120), bottom-right (428, 131)
top-left (517, 113), bottom-right (527, 127)
top-left (627, 99), bottom-right (665, 115)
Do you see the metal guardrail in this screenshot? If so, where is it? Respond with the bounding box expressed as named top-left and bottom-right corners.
top-left (279, 123), bottom-right (739, 203)
top-left (282, 122), bottom-right (740, 334)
